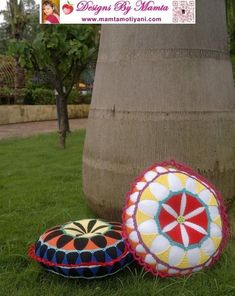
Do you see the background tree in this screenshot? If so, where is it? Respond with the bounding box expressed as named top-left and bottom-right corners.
top-left (9, 25), bottom-right (99, 148)
top-left (4, 0), bottom-right (26, 89)
top-left (0, 0), bottom-right (39, 91)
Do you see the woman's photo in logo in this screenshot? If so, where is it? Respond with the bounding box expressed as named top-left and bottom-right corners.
top-left (42, 0), bottom-right (60, 24)
top-left (62, 1), bottom-right (74, 15)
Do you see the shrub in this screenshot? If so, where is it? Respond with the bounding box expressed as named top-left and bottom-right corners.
top-left (31, 88), bottom-right (55, 105)
top-left (0, 87), bottom-right (92, 105)
top-left (67, 90), bottom-right (92, 105)
top-left (82, 94), bottom-right (92, 104)
top-left (0, 86), bottom-right (15, 99)
top-left (15, 88), bottom-right (28, 104)
top-left (0, 87), bottom-right (28, 104)
top-left (67, 90), bottom-right (83, 104)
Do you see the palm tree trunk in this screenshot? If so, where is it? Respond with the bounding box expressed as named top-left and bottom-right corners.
top-left (83, 0), bottom-right (235, 220)
top-left (14, 58), bottom-right (25, 87)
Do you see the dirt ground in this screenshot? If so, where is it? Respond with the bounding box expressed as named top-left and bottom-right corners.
top-left (0, 118), bottom-right (88, 140)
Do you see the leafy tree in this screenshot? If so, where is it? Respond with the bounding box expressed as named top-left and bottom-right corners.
top-left (0, 1), bottom-right (39, 90)
top-left (9, 25), bottom-right (99, 148)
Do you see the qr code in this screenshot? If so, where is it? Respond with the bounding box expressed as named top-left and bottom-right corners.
top-left (172, 1), bottom-right (195, 23)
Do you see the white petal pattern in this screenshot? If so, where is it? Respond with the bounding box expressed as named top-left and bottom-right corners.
top-left (180, 193), bottom-right (187, 216)
top-left (144, 171), bottom-right (157, 182)
top-left (126, 205), bottom-right (135, 216)
top-left (130, 192), bottom-right (139, 203)
top-left (201, 238), bottom-right (215, 256)
top-left (162, 221), bottom-right (178, 233)
top-left (129, 231), bottom-right (139, 243)
top-left (162, 204), bottom-right (178, 218)
top-left (155, 166), bottom-right (168, 173)
top-left (168, 173), bottom-right (183, 191)
top-left (144, 254), bottom-right (156, 265)
top-left (138, 200), bottom-right (159, 218)
top-left (136, 244), bottom-right (146, 253)
top-left (210, 223), bottom-right (222, 237)
top-left (168, 246), bottom-right (185, 266)
top-left (138, 219), bottom-right (158, 234)
top-left (198, 189), bottom-right (211, 203)
top-left (185, 177), bottom-right (197, 194)
top-left (149, 182), bottom-right (169, 201)
top-left (187, 248), bottom-right (200, 266)
top-left (208, 206), bottom-right (219, 219)
top-left (184, 207), bottom-right (205, 220)
top-left (156, 263), bottom-right (168, 271)
top-left (136, 182), bottom-right (146, 190)
top-left (150, 235), bottom-right (170, 254)
top-left (125, 218), bottom-right (134, 229)
top-left (184, 221), bottom-right (208, 235)
top-left (180, 224), bottom-right (189, 247)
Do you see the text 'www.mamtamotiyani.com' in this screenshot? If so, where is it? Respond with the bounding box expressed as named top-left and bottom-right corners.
top-left (80, 16), bottom-right (162, 23)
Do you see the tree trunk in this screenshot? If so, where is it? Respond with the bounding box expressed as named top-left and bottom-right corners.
top-left (14, 58), bottom-right (25, 103)
top-left (56, 94), bottom-right (70, 132)
top-left (83, 0), bottom-right (235, 220)
top-left (57, 94), bottom-right (69, 149)
top-left (64, 101), bottom-right (70, 133)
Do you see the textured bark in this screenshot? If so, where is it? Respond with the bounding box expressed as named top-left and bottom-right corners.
top-left (57, 94), bottom-right (69, 149)
top-left (83, 0), bottom-right (235, 220)
top-left (14, 59), bottom-right (25, 89)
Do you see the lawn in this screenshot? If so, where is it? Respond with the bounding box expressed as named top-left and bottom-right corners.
top-left (0, 131), bottom-right (234, 296)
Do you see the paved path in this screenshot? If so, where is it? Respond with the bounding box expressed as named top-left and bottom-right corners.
top-left (0, 118), bottom-right (88, 140)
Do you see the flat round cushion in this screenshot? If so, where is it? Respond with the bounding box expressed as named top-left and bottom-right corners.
top-left (123, 161), bottom-right (229, 277)
top-left (29, 219), bottom-right (132, 278)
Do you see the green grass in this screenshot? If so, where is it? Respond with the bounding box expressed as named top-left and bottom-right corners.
top-left (0, 131), bottom-right (235, 296)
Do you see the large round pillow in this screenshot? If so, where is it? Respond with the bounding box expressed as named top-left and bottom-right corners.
top-left (29, 219), bottom-right (133, 278)
top-left (123, 160), bottom-right (229, 277)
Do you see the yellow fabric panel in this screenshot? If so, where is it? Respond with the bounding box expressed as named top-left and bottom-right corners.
top-left (136, 210), bottom-right (152, 224)
top-left (154, 174), bottom-right (169, 188)
top-left (211, 237), bottom-right (222, 249)
top-left (199, 250), bottom-right (210, 265)
top-left (139, 187), bottom-right (157, 202)
top-left (173, 173), bottom-right (189, 188)
top-left (156, 249), bottom-right (170, 263)
top-left (208, 195), bottom-right (218, 206)
top-left (196, 180), bottom-right (206, 193)
top-left (176, 254), bottom-right (190, 269)
top-left (213, 216), bottom-right (222, 228)
top-left (140, 233), bottom-right (158, 248)
top-left (195, 181), bottom-right (206, 194)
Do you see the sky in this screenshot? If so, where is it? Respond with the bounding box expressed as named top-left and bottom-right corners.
top-left (0, 0), bottom-right (41, 23)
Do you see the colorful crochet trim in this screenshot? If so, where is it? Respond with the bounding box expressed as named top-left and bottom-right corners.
top-left (29, 219), bottom-right (133, 278)
top-left (122, 160), bottom-right (229, 277)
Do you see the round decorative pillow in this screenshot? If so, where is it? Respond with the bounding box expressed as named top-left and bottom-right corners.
top-left (123, 160), bottom-right (229, 277)
top-left (29, 219), bottom-right (133, 279)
